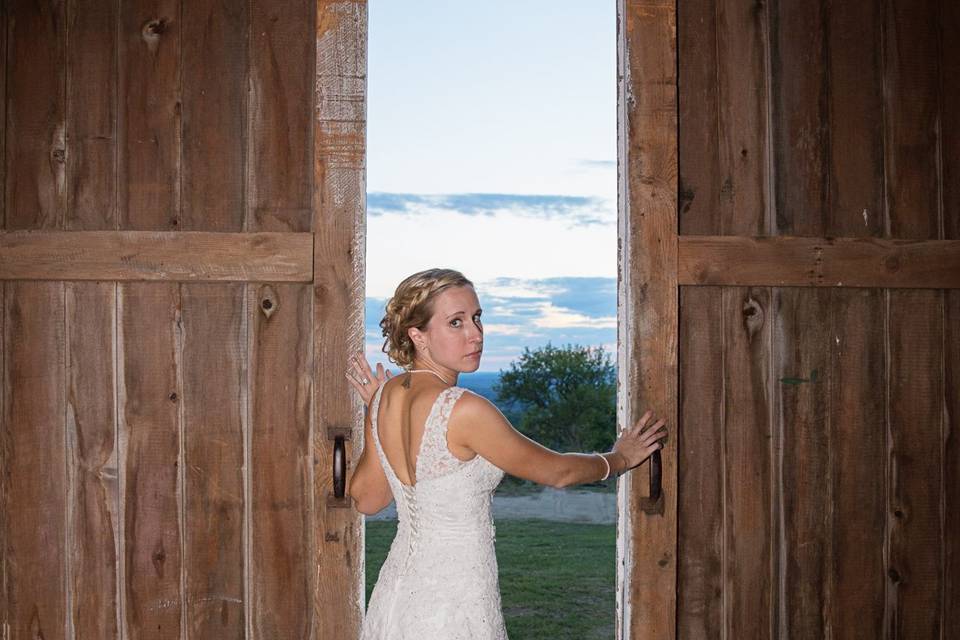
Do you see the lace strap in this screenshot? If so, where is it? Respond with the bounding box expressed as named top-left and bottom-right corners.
top-left (417, 386), bottom-right (469, 481)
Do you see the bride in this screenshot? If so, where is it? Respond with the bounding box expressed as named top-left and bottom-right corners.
top-left (346, 268), bottom-right (667, 639)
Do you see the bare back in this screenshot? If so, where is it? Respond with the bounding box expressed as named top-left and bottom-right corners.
top-left (375, 375), bottom-right (475, 487)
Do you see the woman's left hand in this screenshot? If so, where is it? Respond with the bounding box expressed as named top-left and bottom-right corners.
top-left (345, 351), bottom-right (392, 405)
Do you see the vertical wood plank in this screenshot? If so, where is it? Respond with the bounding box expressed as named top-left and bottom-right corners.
top-left (2, 283), bottom-right (67, 639)
top-left (775, 287), bottom-right (831, 637)
top-left (118, 283), bottom-right (183, 639)
top-left (676, 287), bottom-right (723, 638)
top-left (715, 0), bottom-right (769, 235)
top-left (119, 0), bottom-right (181, 230)
top-left (882, 0), bottom-right (940, 240)
top-left (826, 288), bottom-right (886, 637)
top-left (66, 282), bottom-right (121, 638)
top-left (826, 0), bottom-right (884, 237)
top-left (181, 284), bottom-right (245, 637)
top-left (313, 2), bottom-right (367, 637)
top-left (5, 0), bottom-right (67, 229)
top-left (943, 0), bottom-right (960, 240)
top-left (886, 289), bottom-right (943, 636)
top-left (722, 287), bottom-right (772, 636)
top-left (247, 0), bottom-right (314, 232)
top-left (181, 0), bottom-right (246, 231)
top-left (618, 0), bottom-right (678, 637)
top-left (769, 0), bottom-right (828, 235)
top-left (944, 290), bottom-right (960, 632)
top-left (66, 0), bottom-right (118, 230)
top-left (249, 283), bottom-right (313, 638)
top-left (677, 0), bottom-right (720, 235)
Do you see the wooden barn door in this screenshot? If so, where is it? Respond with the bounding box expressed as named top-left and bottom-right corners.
top-left (0, 1), bottom-right (366, 638)
top-left (618, 0), bottom-right (959, 637)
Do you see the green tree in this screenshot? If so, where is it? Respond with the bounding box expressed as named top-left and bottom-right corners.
top-left (493, 343), bottom-right (616, 453)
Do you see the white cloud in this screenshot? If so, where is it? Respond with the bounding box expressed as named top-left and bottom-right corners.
top-left (530, 301), bottom-right (617, 329)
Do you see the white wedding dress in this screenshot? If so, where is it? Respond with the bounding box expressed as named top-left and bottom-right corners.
top-left (360, 383), bottom-right (509, 639)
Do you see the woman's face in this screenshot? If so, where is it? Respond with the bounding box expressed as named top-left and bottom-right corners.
top-left (410, 285), bottom-right (484, 373)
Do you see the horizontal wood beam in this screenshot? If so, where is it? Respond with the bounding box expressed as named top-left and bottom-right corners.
top-left (0, 231), bottom-right (313, 282)
top-left (679, 235), bottom-right (960, 289)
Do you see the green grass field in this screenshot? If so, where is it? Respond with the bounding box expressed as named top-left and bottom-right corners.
top-left (365, 519), bottom-right (616, 639)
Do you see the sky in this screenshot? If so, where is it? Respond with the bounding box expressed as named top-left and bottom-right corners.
top-left (366, 1), bottom-right (617, 373)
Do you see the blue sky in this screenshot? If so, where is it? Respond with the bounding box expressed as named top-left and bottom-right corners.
top-left (366, 1), bottom-right (617, 373)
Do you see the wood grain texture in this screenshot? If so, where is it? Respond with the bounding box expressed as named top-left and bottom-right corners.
top-left (0, 230), bottom-right (313, 282)
top-left (181, 284), bottom-right (245, 637)
top-left (769, 0), bottom-right (828, 235)
top-left (886, 289), bottom-right (944, 637)
top-left (722, 287), bottom-right (772, 637)
top-left (826, 288), bottom-right (886, 637)
top-left (247, 0), bottom-right (314, 232)
top-left (66, 0), bottom-right (118, 230)
top-left (945, 290), bottom-right (960, 632)
top-left (677, 287), bottom-right (723, 638)
top-left (775, 288), bottom-right (831, 637)
top-left (181, 0), bottom-right (246, 231)
top-left (618, 0), bottom-right (678, 637)
top-left (119, 0), bottom-right (181, 230)
top-left (882, 0), bottom-right (940, 239)
top-left (249, 283), bottom-right (313, 638)
top-left (678, 236), bottom-right (960, 289)
top-left (66, 282), bottom-right (121, 638)
top-left (678, 0), bottom-right (769, 236)
top-left (313, 2), bottom-right (368, 637)
top-left (5, 0), bottom-right (66, 229)
top-left (2, 283), bottom-right (67, 639)
top-left (118, 283), bottom-right (183, 639)
top-left (826, 0), bottom-right (884, 236)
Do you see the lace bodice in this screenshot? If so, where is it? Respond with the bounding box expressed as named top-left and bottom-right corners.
top-left (360, 383), bottom-right (508, 639)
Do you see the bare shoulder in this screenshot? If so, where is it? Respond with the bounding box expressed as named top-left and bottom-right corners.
top-left (447, 388), bottom-right (511, 450)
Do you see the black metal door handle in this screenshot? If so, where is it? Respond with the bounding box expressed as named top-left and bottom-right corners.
top-left (333, 435), bottom-right (346, 498)
top-left (640, 449), bottom-right (663, 514)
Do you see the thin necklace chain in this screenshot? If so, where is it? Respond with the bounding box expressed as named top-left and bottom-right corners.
top-left (405, 368), bottom-right (453, 386)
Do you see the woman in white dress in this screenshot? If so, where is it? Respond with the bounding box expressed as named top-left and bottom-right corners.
top-left (346, 268), bottom-right (667, 639)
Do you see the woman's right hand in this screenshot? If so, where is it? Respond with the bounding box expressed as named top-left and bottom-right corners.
top-left (611, 410), bottom-right (667, 473)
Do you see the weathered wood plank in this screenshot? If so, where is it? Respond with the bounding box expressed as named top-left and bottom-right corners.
top-left (313, 2), bottom-right (367, 637)
top-left (2, 282), bottom-right (67, 639)
top-left (677, 236), bottom-right (960, 289)
top-left (722, 287), bottom-right (772, 636)
top-left (826, 0), bottom-right (884, 236)
top-left (677, 287), bottom-right (723, 638)
top-left (66, 282), bottom-right (121, 638)
top-left (181, 0), bottom-right (246, 231)
top-left (66, 0), bottom-right (118, 230)
top-left (944, 0), bottom-right (960, 240)
top-left (775, 288), bottom-right (832, 636)
top-left (827, 288), bottom-right (886, 637)
top-left (677, 0), bottom-right (720, 235)
top-left (945, 290), bottom-right (960, 632)
top-left (769, 0), bottom-right (828, 235)
top-left (247, 0), bottom-right (314, 232)
top-left (181, 284), bottom-right (245, 637)
top-left (118, 283), bottom-right (183, 639)
top-left (5, 0), bottom-right (66, 229)
top-left (619, 0), bottom-right (679, 637)
top-left (119, 0), bottom-right (181, 230)
top-left (11, 288), bottom-right (69, 629)
top-left (249, 283), bottom-right (313, 638)
top-left (0, 230), bottom-right (313, 282)
top-left (882, 0), bottom-right (940, 239)
top-left (886, 289), bottom-right (943, 636)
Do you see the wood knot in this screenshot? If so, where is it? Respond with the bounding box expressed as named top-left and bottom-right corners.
top-left (152, 544), bottom-right (167, 577)
top-left (259, 285), bottom-right (278, 319)
top-left (742, 295), bottom-right (764, 338)
top-left (51, 148), bottom-right (66, 163)
top-left (888, 567), bottom-right (901, 583)
top-left (169, 392), bottom-right (177, 402)
top-left (884, 254), bottom-right (901, 272)
top-left (141, 18), bottom-right (168, 53)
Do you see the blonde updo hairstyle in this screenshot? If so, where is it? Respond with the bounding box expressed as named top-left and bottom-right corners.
top-left (380, 268), bottom-right (474, 369)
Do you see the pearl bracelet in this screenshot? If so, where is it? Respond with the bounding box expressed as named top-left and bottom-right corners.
top-left (593, 452), bottom-right (611, 481)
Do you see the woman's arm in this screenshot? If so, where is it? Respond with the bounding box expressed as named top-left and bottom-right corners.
top-left (346, 400), bottom-right (394, 515)
top-left (449, 391), bottom-right (665, 488)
